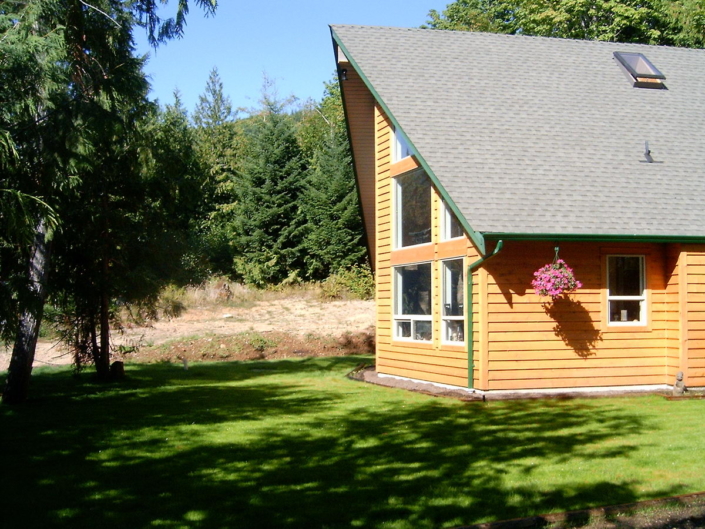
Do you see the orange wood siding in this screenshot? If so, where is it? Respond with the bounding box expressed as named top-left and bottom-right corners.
top-left (339, 63), bottom-right (377, 266)
top-left (684, 245), bottom-right (705, 386)
top-left (664, 244), bottom-right (682, 382)
top-left (470, 246), bottom-right (481, 388)
top-left (373, 105), bottom-right (480, 388)
top-left (483, 241), bottom-right (673, 390)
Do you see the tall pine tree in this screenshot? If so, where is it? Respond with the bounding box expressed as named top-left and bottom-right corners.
top-left (297, 78), bottom-right (366, 279)
top-left (300, 130), bottom-right (365, 280)
top-left (190, 71), bottom-right (242, 276)
top-left (193, 67), bottom-right (235, 129)
top-left (232, 86), bottom-right (306, 286)
top-left (1, 0), bottom-right (217, 403)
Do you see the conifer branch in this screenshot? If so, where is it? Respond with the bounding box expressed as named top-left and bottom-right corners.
top-left (78, 0), bottom-right (121, 28)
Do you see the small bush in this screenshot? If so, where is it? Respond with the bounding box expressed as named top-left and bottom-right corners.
top-left (243, 332), bottom-right (277, 352)
top-left (157, 285), bottom-right (187, 320)
top-left (321, 265), bottom-right (375, 301)
top-left (38, 304), bottom-right (63, 339)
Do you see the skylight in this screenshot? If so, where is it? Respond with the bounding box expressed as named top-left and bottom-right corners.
top-left (614, 51), bottom-right (666, 89)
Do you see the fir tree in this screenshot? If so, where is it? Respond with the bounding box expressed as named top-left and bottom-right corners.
top-left (192, 70), bottom-right (241, 276)
top-left (300, 131), bottom-right (365, 280)
top-left (296, 77), bottom-right (366, 279)
top-left (232, 89), bottom-right (306, 286)
top-left (193, 67), bottom-right (235, 129)
top-left (1, 0), bottom-right (217, 403)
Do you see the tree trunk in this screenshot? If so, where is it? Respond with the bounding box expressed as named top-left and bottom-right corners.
top-left (94, 193), bottom-right (111, 380)
top-left (96, 266), bottom-right (111, 379)
top-left (2, 218), bottom-right (52, 405)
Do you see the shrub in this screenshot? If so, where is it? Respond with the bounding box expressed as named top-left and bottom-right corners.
top-left (243, 331), bottom-right (277, 352)
top-left (157, 285), bottom-right (187, 320)
top-left (321, 265), bottom-right (374, 301)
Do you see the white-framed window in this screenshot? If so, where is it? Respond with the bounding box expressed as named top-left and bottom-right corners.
top-left (394, 170), bottom-right (431, 248)
top-left (442, 259), bottom-right (465, 343)
top-left (607, 255), bottom-right (646, 325)
top-left (393, 127), bottom-right (412, 162)
top-left (394, 262), bottom-right (432, 342)
top-left (442, 201), bottom-right (464, 241)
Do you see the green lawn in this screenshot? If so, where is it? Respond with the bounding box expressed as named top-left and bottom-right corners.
top-left (1, 357), bottom-right (704, 528)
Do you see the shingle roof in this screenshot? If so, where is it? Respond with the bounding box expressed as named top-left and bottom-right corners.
top-left (331, 25), bottom-right (705, 238)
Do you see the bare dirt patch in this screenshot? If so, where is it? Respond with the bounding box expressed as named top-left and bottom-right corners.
top-left (0, 297), bottom-right (375, 370)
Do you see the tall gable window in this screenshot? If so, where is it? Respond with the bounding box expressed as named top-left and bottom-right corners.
top-left (395, 170), bottom-right (431, 248)
top-left (393, 127), bottom-right (412, 162)
top-left (394, 262), bottom-right (432, 341)
top-left (607, 255), bottom-right (646, 325)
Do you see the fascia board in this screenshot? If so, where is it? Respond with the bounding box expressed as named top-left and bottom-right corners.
top-left (482, 233), bottom-right (705, 244)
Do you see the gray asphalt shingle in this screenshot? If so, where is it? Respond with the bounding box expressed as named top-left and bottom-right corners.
top-left (331, 25), bottom-right (705, 238)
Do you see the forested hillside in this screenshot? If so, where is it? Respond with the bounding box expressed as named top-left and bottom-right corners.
top-left (153, 71), bottom-right (365, 286)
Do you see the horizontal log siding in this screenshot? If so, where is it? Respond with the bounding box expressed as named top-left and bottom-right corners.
top-left (685, 245), bottom-right (705, 386)
top-left (374, 106), bottom-right (392, 362)
top-left (484, 241), bottom-right (672, 390)
top-left (664, 244), bottom-right (682, 383)
top-left (340, 64), bottom-right (377, 266)
top-left (374, 105), bottom-right (477, 387)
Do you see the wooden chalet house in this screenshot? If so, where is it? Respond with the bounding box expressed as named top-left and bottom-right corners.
top-left (330, 25), bottom-right (705, 393)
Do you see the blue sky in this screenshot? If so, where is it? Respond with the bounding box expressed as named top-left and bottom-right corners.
top-left (134, 1), bottom-right (449, 115)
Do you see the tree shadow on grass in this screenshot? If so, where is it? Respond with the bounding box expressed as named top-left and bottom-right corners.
top-left (0, 358), bottom-right (688, 529)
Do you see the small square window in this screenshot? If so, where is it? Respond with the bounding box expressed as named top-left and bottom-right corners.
top-left (607, 255), bottom-right (646, 325)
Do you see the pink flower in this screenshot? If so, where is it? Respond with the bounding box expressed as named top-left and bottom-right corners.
top-left (532, 259), bottom-right (582, 300)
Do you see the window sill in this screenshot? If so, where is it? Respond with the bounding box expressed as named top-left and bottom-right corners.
top-left (441, 342), bottom-right (466, 350)
top-left (390, 339), bottom-right (435, 349)
top-left (604, 322), bottom-right (650, 332)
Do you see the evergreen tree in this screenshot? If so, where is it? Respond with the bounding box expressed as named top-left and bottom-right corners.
top-left (232, 87), bottom-right (307, 286)
top-left (193, 67), bottom-right (235, 129)
top-left (300, 130), bottom-right (365, 280)
top-left (296, 78), bottom-right (366, 279)
top-left (1, 0), bottom-right (217, 403)
top-left (143, 91), bottom-right (208, 283)
top-left (191, 70), bottom-right (242, 276)
top-left (49, 91), bottom-right (206, 376)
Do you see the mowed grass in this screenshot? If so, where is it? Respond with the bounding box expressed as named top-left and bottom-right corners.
top-left (1, 357), bottom-right (705, 529)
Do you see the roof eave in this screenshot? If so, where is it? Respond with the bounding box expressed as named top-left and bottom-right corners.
top-left (482, 232), bottom-right (705, 244)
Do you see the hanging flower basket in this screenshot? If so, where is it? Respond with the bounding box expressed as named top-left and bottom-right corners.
top-left (532, 258), bottom-right (582, 300)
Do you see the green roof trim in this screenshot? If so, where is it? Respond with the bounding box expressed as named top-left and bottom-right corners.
top-left (331, 27), bottom-right (487, 256)
top-left (465, 240), bottom-right (504, 389)
top-left (482, 233), bottom-right (705, 244)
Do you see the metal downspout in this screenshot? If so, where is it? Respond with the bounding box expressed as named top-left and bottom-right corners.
top-left (466, 240), bottom-right (504, 388)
